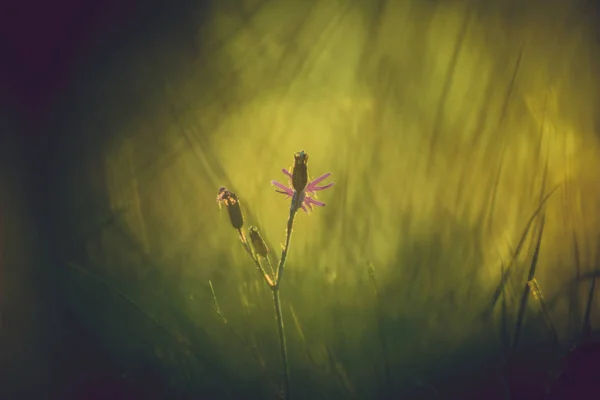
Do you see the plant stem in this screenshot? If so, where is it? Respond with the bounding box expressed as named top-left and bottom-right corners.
top-left (265, 256), bottom-right (276, 281)
top-left (276, 209), bottom-right (297, 288)
top-left (209, 281), bottom-right (271, 373)
top-left (367, 261), bottom-right (391, 397)
top-left (239, 228), bottom-right (274, 287)
top-left (272, 207), bottom-right (297, 399)
top-left (273, 287), bottom-right (291, 399)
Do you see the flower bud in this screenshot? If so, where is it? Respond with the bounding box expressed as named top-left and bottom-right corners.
top-left (248, 226), bottom-right (268, 257)
top-left (292, 150), bottom-right (309, 193)
top-left (216, 187), bottom-right (244, 230)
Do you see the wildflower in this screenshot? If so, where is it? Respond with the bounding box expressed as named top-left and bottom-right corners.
top-left (271, 152), bottom-right (334, 213)
top-left (248, 226), bottom-right (269, 257)
top-left (216, 187), bottom-right (244, 229)
top-left (291, 151), bottom-right (309, 193)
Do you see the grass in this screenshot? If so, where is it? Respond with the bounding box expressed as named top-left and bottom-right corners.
top-left (63, 205), bottom-right (600, 399)
top-left (60, 155), bottom-right (600, 399)
top-left (367, 261), bottom-right (391, 398)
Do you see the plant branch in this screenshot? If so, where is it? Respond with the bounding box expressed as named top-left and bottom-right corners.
top-left (238, 228), bottom-right (274, 287)
top-left (270, 207), bottom-right (297, 399)
top-left (275, 209), bottom-right (297, 288)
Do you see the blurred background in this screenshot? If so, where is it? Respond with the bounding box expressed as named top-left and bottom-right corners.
top-left (2, 0), bottom-right (600, 398)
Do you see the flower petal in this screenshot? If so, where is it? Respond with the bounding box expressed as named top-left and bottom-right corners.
top-left (272, 180), bottom-right (294, 196)
top-left (309, 173), bottom-right (331, 186)
top-left (305, 197), bottom-right (326, 207)
top-left (275, 190), bottom-right (293, 198)
top-left (282, 169), bottom-right (293, 179)
top-left (305, 200), bottom-right (314, 211)
top-left (308, 182), bottom-right (334, 192)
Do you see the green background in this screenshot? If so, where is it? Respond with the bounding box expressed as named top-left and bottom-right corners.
top-left (2, 0), bottom-right (600, 398)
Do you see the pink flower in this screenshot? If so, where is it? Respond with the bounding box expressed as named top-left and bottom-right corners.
top-left (271, 169), bottom-right (334, 213)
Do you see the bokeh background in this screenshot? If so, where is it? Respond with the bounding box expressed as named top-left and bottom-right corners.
top-left (2, 0), bottom-right (600, 398)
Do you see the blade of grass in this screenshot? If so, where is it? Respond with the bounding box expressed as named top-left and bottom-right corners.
top-left (289, 304), bottom-right (306, 348)
top-left (288, 305), bottom-right (321, 373)
top-left (543, 271), bottom-right (600, 312)
top-left (500, 262), bottom-right (511, 353)
top-left (326, 346), bottom-right (357, 398)
top-left (581, 236), bottom-right (598, 342)
top-left (581, 276), bottom-right (596, 342)
top-left (208, 280), bottom-right (276, 389)
top-left (483, 46), bottom-right (524, 234)
top-left (367, 261), bottom-right (391, 398)
top-left (583, 236), bottom-right (600, 341)
top-left (569, 231), bottom-right (582, 337)
top-left (65, 261), bottom-right (234, 395)
top-left (511, 213), bottom-right (546, 351)
top-left (527, 278), bottom-right (559, 346)
top-left (209, 281), bottom-right (264, 366)
top-left (428, 3), bottom-right (473, 161)
top-left (481, 185), bottom-right (559, 319)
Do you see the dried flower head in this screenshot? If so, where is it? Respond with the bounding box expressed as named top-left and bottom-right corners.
top-left (291, 151), bottom-right (309, 193)
top-left (216, 187), bottom-right (244, 229)
top-left (271, 154), bottom-right (334, 213)
top-left (248, 226), bottom-right (269, 257)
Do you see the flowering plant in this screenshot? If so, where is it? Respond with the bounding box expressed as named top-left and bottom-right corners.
top-left (216, 151), bottom-right (333, 399)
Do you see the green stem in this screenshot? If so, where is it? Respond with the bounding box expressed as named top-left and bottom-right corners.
top-left (367, 262), bottom-right (391, 397)
top-left (276, 209), bottom-right (297, 288)
top-left (239, 228), bottom-right (274, 287)
top-left (273, 287), bottom-right (291, 399)
top-left (272, 207), bottom-right (297, 399)
top-left (265, 257), bottom-right (276, 280)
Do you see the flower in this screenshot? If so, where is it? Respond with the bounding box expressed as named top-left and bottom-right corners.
top-left (216, 187), bottom-right (244, 229)
top-left (271, 169), bottom-right (334, 213)
top-left (291, 151), bottom-right (309, 193)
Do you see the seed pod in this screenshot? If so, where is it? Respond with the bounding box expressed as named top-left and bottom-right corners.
top-left (248, 226), bottom-right (268, 257)
top-left (291, 150), bottom-right (309, 193)
top-left (216, 187), bottom-right (244, 230)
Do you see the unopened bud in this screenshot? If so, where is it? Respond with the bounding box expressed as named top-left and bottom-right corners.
top-left (248, 226), bottom-right (268, 257)
top-left (291, 150), bottom-right (309, 193)
top-left (216, 187), bottom-right (244, 230)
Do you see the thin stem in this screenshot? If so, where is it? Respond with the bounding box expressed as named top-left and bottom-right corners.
top-left (273, 288), bottom-right (291, 399)
top-left (265, 257), bottom-right (276, 281)
top-left (367, 261), bottom-right (391, 397)
top-left (209, 281), bottom-right (270, 372)
top-left (239, 228), bottom-right (274, 287)
top-left (271, 207), bottom-right (297, 399)
top-left (276, 209), bottom-right (297, 288)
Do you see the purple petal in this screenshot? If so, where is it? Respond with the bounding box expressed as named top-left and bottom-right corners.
top-left (282, 169), bottom-right (292, 179)
top-left (272, 180), bottom-right (294, 196)
top-left (305, 197), bottom-right (326, 207)
top-left (308, 182), bottom-right (334, 192)
top-left (305, 200), bottom-right (314, 211)
top-left (275, 190), bottom-right (293, 198)
top-left (309, 173), bottom-right (331, 186)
